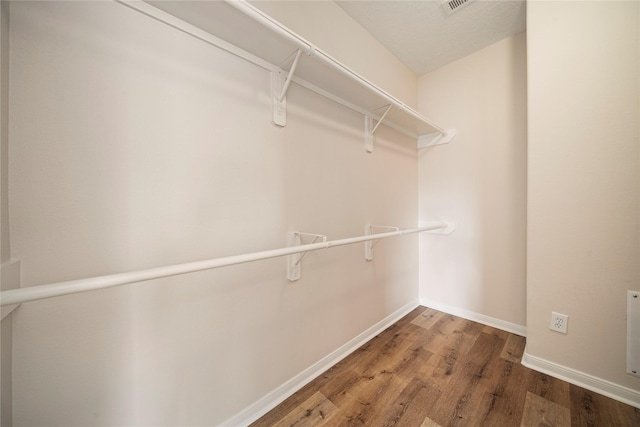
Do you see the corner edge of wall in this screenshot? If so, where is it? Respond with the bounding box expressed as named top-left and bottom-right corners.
top-left (419, 298), bottom-right (527, 337)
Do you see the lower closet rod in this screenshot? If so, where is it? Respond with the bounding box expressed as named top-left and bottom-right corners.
top-left (0, 223), bottom-right (446, 307)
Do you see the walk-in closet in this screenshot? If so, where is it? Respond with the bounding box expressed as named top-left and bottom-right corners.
top-left (1, 1), bottom-right (638, 425)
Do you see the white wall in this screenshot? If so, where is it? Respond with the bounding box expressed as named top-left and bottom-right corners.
top-left (417, 33), bottom-right (528, 333)
top-left (526, 0), bottom-right (640, 401)
top-left (7, 2), bottom-right (419, 425)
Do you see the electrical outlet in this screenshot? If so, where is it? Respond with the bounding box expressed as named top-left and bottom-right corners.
top-left (550, 312), bottom-right (568, 334)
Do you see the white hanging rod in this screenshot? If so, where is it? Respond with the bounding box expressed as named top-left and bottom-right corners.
top-left (0, 223), bottom-right (447, 307)
top-left (223, 0), bottom-right (446, 135)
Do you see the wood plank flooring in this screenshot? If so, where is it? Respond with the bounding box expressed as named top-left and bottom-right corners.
top-left (251, 306), bottom-right (640, 427)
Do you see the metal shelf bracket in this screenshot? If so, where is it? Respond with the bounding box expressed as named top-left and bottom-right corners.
top-left (271, 49), bottom-right (303, 127)
top-left (417, 128), bottom-right (456, 148)
top-left (287, 231), bottom-right (327, 281)
top-left (364, 225), bottom-right (399, 261)
top-left (364, 104), bottom-right (392, 153)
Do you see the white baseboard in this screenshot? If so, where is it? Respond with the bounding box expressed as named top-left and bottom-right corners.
top-left (522, 347), bottom-right (640, 409)
top-left (419, 298), bottom-right (526, 337)
top-left (421, 299), bottom-right (640, 408)
top-left (219, 299), bottom-right (638, 424)
top-left (219, 300), bottom-right (420, 427)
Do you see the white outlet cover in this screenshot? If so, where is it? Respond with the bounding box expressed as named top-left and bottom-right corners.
top-left (550, 312), bottom-right (568, 334)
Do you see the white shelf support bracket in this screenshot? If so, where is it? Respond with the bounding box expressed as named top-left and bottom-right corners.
top-left (364, 104), bottom-right (392, 153)
top-left (364, 115), bottom-right (374, 153)
top-left (271, 49), bottom-right (302, 127)
top-left (271, 70), bottom-right (287, 127)
top-left (278, 49), bottom-right (302, 102)
top-left (364, 225), bottom-right (399, 261)
top-left (287, 231), bottom-right (327, 281)
top-left (364, 114), bottom-right (373, 153)
top-left (417, 128), bottom-right (456, 148)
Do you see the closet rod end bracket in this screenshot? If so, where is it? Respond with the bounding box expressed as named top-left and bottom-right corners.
top-left (417, 128), bottom-right (456, 149)
top-left (424, 221), bottom-right (456, 235)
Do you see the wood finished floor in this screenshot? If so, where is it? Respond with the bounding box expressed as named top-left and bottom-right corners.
top-left (251, 306), bottom-right (640, 427)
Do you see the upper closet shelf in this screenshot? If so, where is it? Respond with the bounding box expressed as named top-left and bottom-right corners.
top-left (123, 0), bottom-right (455, 150)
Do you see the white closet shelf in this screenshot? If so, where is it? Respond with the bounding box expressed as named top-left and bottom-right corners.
top-left (131, 0), bottom-right (454, 145)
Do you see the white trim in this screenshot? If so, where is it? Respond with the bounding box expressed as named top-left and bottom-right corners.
top-left (419, 298), bottom-right (526, 337)
top-left (522, 346), bottom-right (640, 409)
top-left (219, 300), bottom-right (420, 426)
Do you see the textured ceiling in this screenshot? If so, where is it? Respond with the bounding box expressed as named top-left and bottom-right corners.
top-left (335, 0), bottom-right (526, 75)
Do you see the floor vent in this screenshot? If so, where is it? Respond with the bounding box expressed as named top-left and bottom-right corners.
top-left (442, 0), bottom-right (474, 15)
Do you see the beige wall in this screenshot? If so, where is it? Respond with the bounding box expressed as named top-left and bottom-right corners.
top-left (417, 33), bottom-right (528, 333)
top-left (1, 2), bottom-right (12, 426)
top-left (7, 2), bottom-right (419, 425)
top-left (527, 0), bottom-right (640, 397)
top-left (0, 0), bottom-right (8, 265)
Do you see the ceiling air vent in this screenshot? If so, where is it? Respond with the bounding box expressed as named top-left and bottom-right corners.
top-left (442, 0), bottom-right (474, 15)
